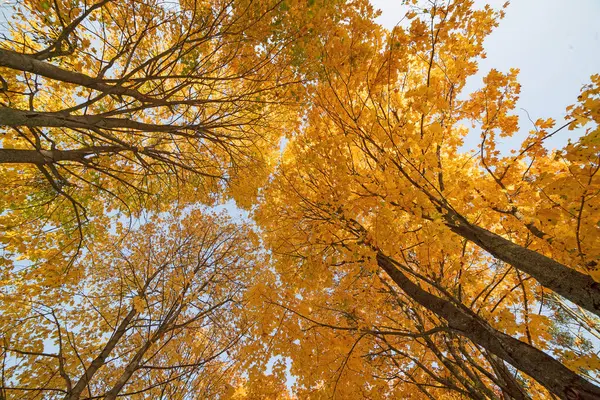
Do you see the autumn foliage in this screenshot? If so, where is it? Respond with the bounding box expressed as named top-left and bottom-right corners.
top-left (1, 0), bottom-right (599, 399)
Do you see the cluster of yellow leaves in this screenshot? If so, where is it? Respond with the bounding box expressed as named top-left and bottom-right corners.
top-left (248, 0), bottom-right (600, 397)
top-left (0, 208), bottom-right (262, 398)
top-left (1, 0), bottom-right (599, 398)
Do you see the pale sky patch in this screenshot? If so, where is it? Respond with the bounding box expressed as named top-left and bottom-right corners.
top-left (371, 0), bottom-right (600, 151)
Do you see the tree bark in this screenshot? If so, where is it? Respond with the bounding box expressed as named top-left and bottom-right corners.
top-left (0, 149), bottom-right (85, 164)
top-left (65, 308), bottom-right (137, 400)
top-left (102, 335), bottom-right (158, 400)
top-left (485, 351), bottom-right (530, 400)
top-left (0, 48), bottom-right (151, 103)
top-left (0, 147), bottom-right (125, 165)
top-left (0, 106), bottom-right (205, 134)
top-left (376, 252), bottom-right (600, 400)
top-left (446, 216), bottom-right (600, 318)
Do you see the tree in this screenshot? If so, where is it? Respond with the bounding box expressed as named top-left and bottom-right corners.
top-left (0, 0), bottom-right (337, 270)
top-left (253, 0), bottom-right (600, 398)
top-left (2, 0), bottom-right (600, 398)
top-left (243, 250), bottom-right (542, 399)
top-left (296, 0), bottom-right (600, 317)
top-left (0, 208), bottom-right (260, 399)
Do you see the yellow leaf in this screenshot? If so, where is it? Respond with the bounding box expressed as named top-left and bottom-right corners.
top-left (133, 296), bottom-right (145, 313)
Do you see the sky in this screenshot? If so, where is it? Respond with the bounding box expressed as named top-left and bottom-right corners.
top-left (371, 0), bottom-right (600, 152)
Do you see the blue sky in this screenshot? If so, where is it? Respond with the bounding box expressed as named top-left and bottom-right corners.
top-left (372, 0), bottom-right (600, 151)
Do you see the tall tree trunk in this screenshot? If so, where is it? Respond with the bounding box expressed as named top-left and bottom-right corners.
top-left (102, 337), bottom-right (157, 400)
top-left (65, 308), bottom-right (137, 400)
top-left (103, 301), bottom-right (185, 399)
top-left (0, 147), bottom-right (126, 165)
top-left (0, 106), bottom-right (205, 134)
top-left (0, 149), bottom-right (84, 164)
top-left (376, 252), bottom-right (600, 400)
top-left (445, 213), bottom-right (600, 318)
top-left (0, 48), bottom-right (151, 102)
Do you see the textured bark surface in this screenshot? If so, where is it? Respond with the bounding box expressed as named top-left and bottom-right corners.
top-left (0, 48), bottom-right (152, 102)
top-left (376, 253), bottom-right (600, 400)
top-left (0, 106), bottom-right (206, 134)
top-left (102, 335), bottom-right (159, 400)
top-left (446, 216), bottom-right (600, 318)
top-left (0, 148), bottom-right (88, 164)
top-left (0, 147), bottom-right (126, 165)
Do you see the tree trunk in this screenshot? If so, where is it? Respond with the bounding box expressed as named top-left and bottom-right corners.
top-left (0, 48), bottom-right (151, 103)
top-left (376, 252), bottom-right (600, 400)
top-left (0, 147), bottom-right (125, 165)
top-left (485, 351), bottom-right (530, 400)
top-left (0, 149), bottom-right (86, 164)
top-left (65, 308), bottom-right (137, 400)
top-left (0, 106), bottom-right (204, 134)
top-left (445, 214), bottom-right (600, 318)
top-left (102, 337), bottom-right (158, 400)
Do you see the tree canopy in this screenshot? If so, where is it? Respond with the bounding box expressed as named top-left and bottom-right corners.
top-left (1, 0), bottom-right (599, 399)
